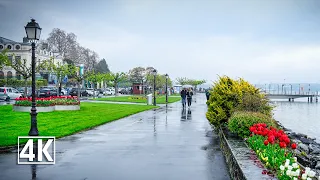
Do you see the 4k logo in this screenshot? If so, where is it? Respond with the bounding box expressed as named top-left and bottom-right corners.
top-left (18, 136), bottom-right (55, 164)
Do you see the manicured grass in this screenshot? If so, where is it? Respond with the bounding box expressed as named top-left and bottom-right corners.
top-left (0, 103), bottom-right (156, 147)
top-left (96, 95), bottom-right (181, 104)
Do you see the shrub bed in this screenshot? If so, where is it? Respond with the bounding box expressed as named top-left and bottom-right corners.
top-left (228, 111), bottom-right (278, 138)
top-left (247, 123), bottom-right (316, 180)
top-left (14, 96), bottom-right (80, 107)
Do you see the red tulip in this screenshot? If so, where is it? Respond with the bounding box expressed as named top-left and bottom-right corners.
top-left (291, 143), bottom-right (297, 149)
top-left (264, 140), bottom-right (269, 146)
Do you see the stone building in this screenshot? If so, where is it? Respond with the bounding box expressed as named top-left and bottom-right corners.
top-left (0, 36), bottom-right (63, 84)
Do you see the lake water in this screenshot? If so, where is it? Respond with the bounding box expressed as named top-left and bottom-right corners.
top-left (272, 98), bottom-right (320, 143)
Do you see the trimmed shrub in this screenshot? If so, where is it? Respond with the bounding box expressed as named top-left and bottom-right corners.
top-left (228, 111), bottom-right (278, 138)
top-left (206, 76), bottom-right (261, 126)
top-left (235, 93), bottom-right (273, 117)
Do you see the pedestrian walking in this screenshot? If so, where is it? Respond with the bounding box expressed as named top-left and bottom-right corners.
top-left (180, 88), bottom-right (187, 108)
top-left (205, 89), bottom-right (210, 101)
top-left (186, 88), bottom-right (193, 107)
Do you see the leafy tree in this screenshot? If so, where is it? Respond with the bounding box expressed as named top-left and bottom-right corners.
top-left (175, 77), bottom-right (189, 85)
top-left (128, 67), bottom-right (145, 83)
top-left (109, 72), bottom-right (127, 96)
top-left (40, 58), bottom-right (73, 95)
top-left (0, 49), bottom-right (9, 69)
top-left (5, 55), bottom-right (47, 96)
top-left (95, 59), bottom-right (110, 74)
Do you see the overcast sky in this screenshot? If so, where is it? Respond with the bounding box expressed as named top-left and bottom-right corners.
top-left (1, 0), bottom-right (320, 84)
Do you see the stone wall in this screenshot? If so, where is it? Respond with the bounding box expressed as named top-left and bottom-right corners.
top-left (218, 127), bottom-right (276, 180)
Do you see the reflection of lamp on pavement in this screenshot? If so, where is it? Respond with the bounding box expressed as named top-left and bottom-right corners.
top-left (165, 73), bottom-right (169, 104)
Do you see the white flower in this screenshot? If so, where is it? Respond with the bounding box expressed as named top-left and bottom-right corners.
top-left (296, 169), bottom-right (301, 176)
top-left (305, 167), bottom-right (311, 172)
top-left (286, 159), bottom-right (290, 163)
top-left (280, 165), bottom-right (285, 171)
top-left (308, 170), bottom-right (316, 177)
top-left (307, 178), bottom-right (311, 180)
top-left (292, 171), bottom-right (299, 177)
top-left (285, 161), bottom-right (290, 167)
top-left (293, 178), bottom-right (297, 180)
top-left (292, 163), bottom-right (298, 168)
top-left (294, 157), bottom-right (297, 162)
top-left (288, 165), bottom-right (293, 170)
top-left (302, 173), bottom-right (307, 180)
top-left (286, 170), bottom-right (292, 176)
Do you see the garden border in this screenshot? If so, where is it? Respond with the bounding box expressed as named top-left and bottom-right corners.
top-left (218, 126), bottom-right (277, 180)
top-left (13, 105), bottom-right (80, 112)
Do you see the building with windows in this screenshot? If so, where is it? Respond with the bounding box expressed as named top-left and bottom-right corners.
top-left (0, 36), bottom-right (63, 84)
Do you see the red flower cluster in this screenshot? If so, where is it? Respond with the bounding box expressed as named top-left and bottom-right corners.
top-left (15, 96), bottom-right (78, 101)
top-left (250, 123), bottom-right (297, 149)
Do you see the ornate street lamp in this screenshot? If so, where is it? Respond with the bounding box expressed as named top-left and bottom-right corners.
top-left (152, 69), bottom-right (157, 106)
top-left (165, 74), bottom-right (169, 104)
top-left (25, 19), bottom-right (42, 136)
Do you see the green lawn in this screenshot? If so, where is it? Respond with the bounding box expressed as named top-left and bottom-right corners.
top-left (0, 103), bottom-right (157, 147)
top-left (96, 95), bottom-right (181, 104)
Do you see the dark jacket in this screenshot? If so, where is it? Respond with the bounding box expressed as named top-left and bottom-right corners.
top-left (186, 91), bottom-right (193, 99)
top-left (180, 90), bottom-right (187, 98)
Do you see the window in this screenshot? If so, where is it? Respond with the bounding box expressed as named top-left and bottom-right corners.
top-left (15, 56), bottom-right (21, 64)
top-left (0, 45), bottom-right (3, 50)
top-left (15, 44), bottom-right (21, 50)
top-left (7, 56), bottom-right (13, 64)
top-left (16, 72), bottom-right (21, 80)
top-left (7, 45), bottom-right (12, 49)
top-left (0, 88), bottom-right (4, 92)
top-left (7, 71), bottom-right (12, 79)
top-left (0, 71), bottom-right (4, 79)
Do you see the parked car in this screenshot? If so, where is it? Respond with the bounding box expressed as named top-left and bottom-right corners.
top-left (17, 87), bottom-right (32, 97)
top-left (38, 88), bottom-right (58, 98)
top-left (119, 88), bottom-right (128, 94)
top-left (86, 88), bottom-right (100, 96)
top-left (69, 88), bottom-right (89, 97)
top-left (0, 87), bottom-right (23, 100)
top-left (104, 88), bottom-right (115, 95)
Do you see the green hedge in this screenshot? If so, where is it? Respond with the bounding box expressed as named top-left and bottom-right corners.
top-left (0, 79), bottom-right (47, 88)
top-left (228, 111), bottom-right (278, 138)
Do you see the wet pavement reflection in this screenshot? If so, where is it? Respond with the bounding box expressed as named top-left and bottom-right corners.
top-left (0, 94), bottom-right (230, 180)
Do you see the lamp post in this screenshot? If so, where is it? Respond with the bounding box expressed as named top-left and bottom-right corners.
top-left (152, 69), bottom-right (157, 106)
top-left (25, 19), bottom-right (42, 136)
top-left (165, 74), bottom-right (169, 104)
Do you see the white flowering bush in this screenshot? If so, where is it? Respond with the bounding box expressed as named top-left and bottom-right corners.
top-left (278, 158), bottom-right (316, 180)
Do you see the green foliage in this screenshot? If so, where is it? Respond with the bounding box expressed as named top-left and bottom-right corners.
top-left (247, 135), bottom-right (293, 172)
top-left (0, 79), bottom-right (47, 88)
top-left (206, 75), bottom-right (265, 126)
top-left (235, 93), bottom-right (273, 117)
top-left (0, 49), bottom-right (9, 69)
top-left (228, 111), bottom-right (278, 138)
top-left (175, 77), bottom-right (206, 86)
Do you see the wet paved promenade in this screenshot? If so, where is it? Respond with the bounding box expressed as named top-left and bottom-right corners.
top-left (0, 94), bottom-right (230, 180)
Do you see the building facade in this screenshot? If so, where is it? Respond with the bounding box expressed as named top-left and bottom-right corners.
top-left (0, 36), bottom-right (63, 84)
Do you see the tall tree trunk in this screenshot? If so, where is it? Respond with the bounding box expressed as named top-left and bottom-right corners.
top-left (24, 78), bottom-right (28, 97)
top-left (115, 81), bottom-right (118, 96)
top-left (77, 81), bottom-right (81, 98)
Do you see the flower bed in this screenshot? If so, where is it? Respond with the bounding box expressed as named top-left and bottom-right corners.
top-left (13, 96), bottom-right (80, 112)
top-left (128, 96), bottom-right (147, 100)
top-left (247, 123), bottom-right (317, 180)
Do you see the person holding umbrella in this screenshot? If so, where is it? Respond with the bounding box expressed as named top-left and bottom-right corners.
top-left (186, 88), bottom-right (194, 107)
top-left (180, 87), bottom-right (187, 108)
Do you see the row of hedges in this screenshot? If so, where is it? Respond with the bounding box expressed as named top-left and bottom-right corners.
top-left (0, 79), bottom-right (47, 88)
top-left (206, 76), bottom-right (317, 179)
